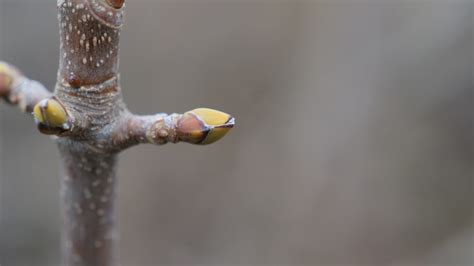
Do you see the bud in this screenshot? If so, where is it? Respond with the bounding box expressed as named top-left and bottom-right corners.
top-left (106, 0), bottom-right (125, 9)
top-left (33, 97), bottom-right (70, 132)
top-left (0, 62), bottom-right (13, 96)
top-left (177, 108), bottom-right (235, 145)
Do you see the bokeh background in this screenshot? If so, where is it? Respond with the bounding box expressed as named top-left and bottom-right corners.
top-left (0, 1), bottom-right (472, 265)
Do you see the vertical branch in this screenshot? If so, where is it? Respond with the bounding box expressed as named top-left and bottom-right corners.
top-left (58, 140), bottom-right (118, 266)
top-left (54, 2), bottom-right (125, 264)
top-left (3, 1), bottom-right (234, 266)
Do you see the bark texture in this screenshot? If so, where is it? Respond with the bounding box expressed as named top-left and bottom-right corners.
top-left (58, 142), bottom-right (118, 266)
top-left (0, 0), bottom-right (234, 265)
top-left (56, 3), bottom-right (126, 263)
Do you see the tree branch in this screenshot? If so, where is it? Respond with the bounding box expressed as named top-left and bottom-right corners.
top-left (0, 62), bottom-right (52, 113)
top-left (2, 0), bottom-right (235, 265)
top-left (111, 108), bottom-right (235, 151)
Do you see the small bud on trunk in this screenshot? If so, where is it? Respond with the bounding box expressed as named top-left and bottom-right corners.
top-left (107, 0), bottom-right (125, 9)
top-left (33, 97), bottom-right (71, 134)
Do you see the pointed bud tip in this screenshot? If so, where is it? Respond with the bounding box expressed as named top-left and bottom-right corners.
top-left (191, 108), bottom-right (234, 127)
top-left (177, 108), bottom-right (235, 145)
top-left (33, 98), bottom-right (69, 128)
top-left (0, 62), bottom-right (9, 73)
top-left (0, 62), bottom-right (13, 92)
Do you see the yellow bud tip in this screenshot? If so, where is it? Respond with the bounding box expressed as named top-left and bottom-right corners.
top-left (191, 108), bottom-right (233, 126)
top-left (33, 98), bottom-right (69, 128)
top-left (190, 108), bottom-right (235, 145)
top-left (0, 62), bottom-right (10, 73)
top-left (0, 62), bottom-right (13, 92)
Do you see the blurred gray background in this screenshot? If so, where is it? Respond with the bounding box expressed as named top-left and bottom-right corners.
top-left (0, 0), bottom-right (472, 265)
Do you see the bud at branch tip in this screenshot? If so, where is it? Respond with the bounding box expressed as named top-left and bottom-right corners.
top-left (177, 108), bottom-right (235, 145)
top-left (0, 62), bottom-right (13, 96)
